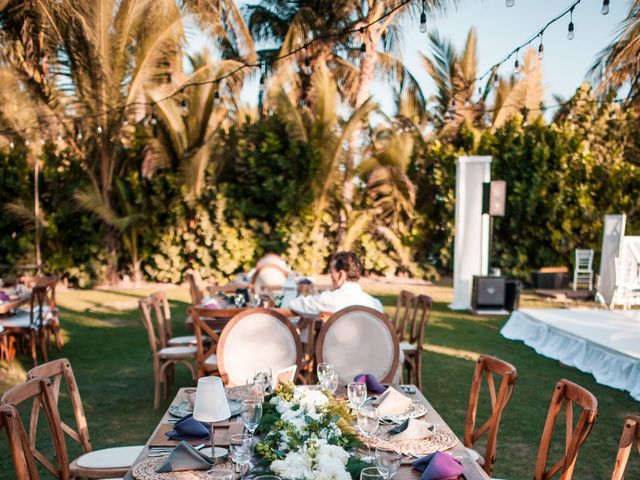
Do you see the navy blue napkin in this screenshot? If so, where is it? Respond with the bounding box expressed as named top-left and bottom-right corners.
top-left (166, 414), bottom-right (209, 441)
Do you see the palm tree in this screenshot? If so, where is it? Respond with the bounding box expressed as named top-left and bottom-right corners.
top-left (0, 0), bottom-right (184, 283)
top-left (590, 0), bottom-right (640, 105)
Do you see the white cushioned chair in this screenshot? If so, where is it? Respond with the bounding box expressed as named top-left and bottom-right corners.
top-left (315, 306), bottom-right (400, 384)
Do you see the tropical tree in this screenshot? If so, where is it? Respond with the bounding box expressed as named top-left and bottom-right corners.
top-left (590, 0), bottom-right (640, 105)
top-left (0, 0), bottom-right (184, 282)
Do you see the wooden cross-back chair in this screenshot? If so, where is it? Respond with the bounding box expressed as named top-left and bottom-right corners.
top-left (216, 308), bottom-right (303, 386)
top-left (145, 291), bottom-right (197, 348)
top-left (401, 294), bottom-right (432, 389)
top-left (26, 358), bottom-right (144, 478)
top-left (393, 290), bottom-right (415, 339)
top-left (1, 377), bottom-right (70, 479)
top-left (186, 270), bottom-right (205, 306)
top-left (611, 414), bottom-right (640, 480)
top-left (534, 379), bottom-right (598, 480)
top-left (463, 355), bottom-right (518, 477)
top-left (188, 306), bottom-right (223, 378)
top-left (316, 306), bottom-right (400, 384)
top-left (139, 295), bottom-right (197, 408)
top-left (0, 403), bottom-right (40, 480)
top-left (0, 276), bottom-right (63, 365)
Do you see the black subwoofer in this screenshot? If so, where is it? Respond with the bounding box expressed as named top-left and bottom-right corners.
top-left (472, 276), bottom-right (506, 310)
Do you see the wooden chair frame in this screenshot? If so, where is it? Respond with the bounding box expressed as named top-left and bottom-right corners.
top-left (316, 306), bottom-right (400, 384)
top-left (188, 306), bottom-right (223, 378)
top-left (402, 295), bottom-right (432, 389)
top-left (216, 308), bottom-right (303, 386)
top-left (1, 377), bottom-right (70, 479)
top-left (463, 355), bottom-right (518, 476)
top-left (611, 414), bottom-right (640, 480)
top-left (394, 290), bottom-right (415, 340)
top-left (535, 379), bottom-right (598, 480)
top-left (140, 296), bottom-right (196, 408)
top-left (0, 404), bottom-right (40, 480)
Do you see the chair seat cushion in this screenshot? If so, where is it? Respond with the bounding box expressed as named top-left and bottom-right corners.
top-left (158, 346), bottom-right (197, 359)
top-left (168, 335), bottom-right (197, 346)
top-left (204, 354), bottom-right (218, 368)
top-left (400, 341), bottom-right (417, 352)
top-left (75, 445), bottom-right (144, 469)
top-left (0, 313), bottom-right (31, 329)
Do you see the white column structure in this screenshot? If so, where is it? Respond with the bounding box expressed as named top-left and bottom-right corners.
top-left (449, 156), bottom-right (492, 310)
top-left (598, 214), bottom-right (626, 305)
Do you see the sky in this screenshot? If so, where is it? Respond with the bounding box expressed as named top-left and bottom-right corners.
top-left (189, 0), bottom-right (629, 113)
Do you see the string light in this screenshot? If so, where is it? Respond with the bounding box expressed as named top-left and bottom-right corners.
top-left (302, 53), bottom-right (312, 75)
top-left (150, 115), bottom-right (157, 126)
top-left (601, 0), bottom-right (609, 15)
top-left (537, 33), bottom-right (544, 60)
top-left (25, 139), bottom-right (29, 146)
top-left (506, 0), bottom-right (515, 7)
top-left (179, 98), bottom-right (188, 116)
top-left (9, 141), bottom-right (14, 149)
top-left (57, 132), bottom-right (62, 142)
top-left (493, 72), bottom-right (500, 88)
top-left (514, 49), bottom-right (521, 77)
top-left (568, 7), bottom-right (575, 40)
top-left (96, 125), bottom-right (103, 134)
top-left (76, 130), bottom-right (83, 140)
top-left (419, 0), bottom-right (427, 33)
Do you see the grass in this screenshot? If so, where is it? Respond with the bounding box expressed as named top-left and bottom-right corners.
top-left (1, 284), bottom-right (638, 479)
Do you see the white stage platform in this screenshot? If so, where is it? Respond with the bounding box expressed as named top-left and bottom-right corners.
top-left (501, 308), bottom-right (640, 401)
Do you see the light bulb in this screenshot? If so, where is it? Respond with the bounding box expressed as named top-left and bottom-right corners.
top-left (419, 11), bottom-right (427, 33)
top-left (302, 56), bottom-right (312, 75)
top-left (97, 125), bottom-right (103, 134)
top-left (601, 0), bottom-right (609, 15)
top-left (9, 141), bottom-right (14, 149)
top-left (41, 137), bottom-right (46, 145)
top-left (57, 133), bottom-right (62, 142)
top-left (506, 0), bottom-right (514, 7)
top-left (514, 58), bottom-right (520, 76)
top-left (568, 21), bottom-right (575, 40)
top-left (122, 118), bottom-right (129, 127)
top-left (360, 41), bottom-right (366, 53)
top-left (25, 139), bottom-right (30, 146)
top-left (538, 43), bottom-right (544, 60)
top-left (493, 76), bottom-right (500, 88)
top-left (77, 131), bottom-right (83, 140)
top-left (179, 98), bottom-right (188, 115)
top-left (150, 115), bottom-right (157, 126)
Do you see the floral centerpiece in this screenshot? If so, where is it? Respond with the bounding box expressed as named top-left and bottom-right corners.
top-left (255, 383), bottom-right (368, 480)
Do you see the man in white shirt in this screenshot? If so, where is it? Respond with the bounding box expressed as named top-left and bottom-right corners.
top-left (288, 251), bottom-right (383, 316)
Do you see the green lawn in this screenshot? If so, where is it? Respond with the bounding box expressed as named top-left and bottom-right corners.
top-left (1, 284), bottom-right (638, 479)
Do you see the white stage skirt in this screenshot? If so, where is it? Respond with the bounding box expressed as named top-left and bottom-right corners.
top-left (501, 308), bottom-right (640, 401)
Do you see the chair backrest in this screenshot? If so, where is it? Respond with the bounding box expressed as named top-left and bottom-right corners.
top-left (188, 306), bottom-right (223, 374)
top-left (26, 358), bottom-right (93, 456)
top-left (30, 277), bottom-right (58, 329)
top-left (186, 270), bottom-right (204, 305)
top-left (408, 294), bottom-right (432, 346)
top-left (0, 404), bottom-right (40, 480)
top-left (535, 379), bottom-right (598, 480)
top-left (216, 308), bottom-right (302, 386)
top-left (393, 290), bottom-right (415, 340)
top-left (251, 264), bottom-right (288, 289)
top-left (575, 249), bottom-right (594, 271)
top-left (463, 355), bottom-right (518, 476)
top-left (139, 292), bottom-right (173, 349)
top-left (256, 254), bottom-right (289, 272)
top-left (1, 377), bottom-right (70, 479)
top-left (316, 306), bottom-right (400, 384)
top-left (611, 414), bottom-right (640, 480)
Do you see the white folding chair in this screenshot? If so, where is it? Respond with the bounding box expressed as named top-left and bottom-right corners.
top-left (315, 306), bottom-right (400, 384)
top-left (573, 249), bottom-right (594, 291)
top-left (216, 308), bottom-right (303, 386)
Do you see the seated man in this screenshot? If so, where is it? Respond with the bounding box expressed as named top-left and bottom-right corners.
top-left (288, 251), bottom-right (383, 316)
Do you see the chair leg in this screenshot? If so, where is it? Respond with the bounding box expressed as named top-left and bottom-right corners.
top-left (154, 366), bottom-right (161, 409)
top-left (416, 350), bottom-right (423, 391)
top-left (30, 330), bottom-right (38, 366)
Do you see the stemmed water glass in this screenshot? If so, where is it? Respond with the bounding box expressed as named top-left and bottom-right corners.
top-left (321, 371), bottom-right (339, 394)
top-left (360, 466), bottom-right (389, 480)
top-left (347, 382), bottom-right (367, 412)
top-left (241, 400), bottom-right (262, 437)
top-left (229, 433), bottom-right (252, 476)
top-left (205, 468), bottom-right (235, 480)
top-left (374, 449), bottom-right (401, 479)
top-left (357, 405), bottom-right (380, 461)
top-left (317, 363), bottom-right (334, 384)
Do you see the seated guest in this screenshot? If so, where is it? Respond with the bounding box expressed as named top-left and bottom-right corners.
top-left (288, 251), bottom-right (383, 316)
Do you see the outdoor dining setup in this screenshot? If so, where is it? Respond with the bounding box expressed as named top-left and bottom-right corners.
top-left (0, 252), bottom-right (637, 480)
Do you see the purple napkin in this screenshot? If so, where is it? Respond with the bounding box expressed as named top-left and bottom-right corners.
top-left (166, 414), bottom-right (209, 441)
top-left (412, 452), bottom-right (464, 480)
top-left (0, 291), bottom-right (9, 303)
top-left (354, 374), bottom-right (387, 394)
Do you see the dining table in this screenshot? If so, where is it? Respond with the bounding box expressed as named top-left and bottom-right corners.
top-left (0, 294), bottom-right (30, 316)
top-left (185, 306), bottom-right (300, 332)
top-left (124, 385), bottom-right (490, 480)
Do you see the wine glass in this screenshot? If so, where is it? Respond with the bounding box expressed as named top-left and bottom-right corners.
top-left (317, 362), bottom-right (334, 384)
top-left (321, 370), bottom-right (339, 394)
top-left (347, 382), bottom-right (367, 411)
top-left (374, 449), bottom-right (401, 479)
top-left (241, 400), bottom-right (263, 437)
top-left (205, 469), bottom-right (235, 480)
top-left (254, 367), bottom-right (273, 395)
top-left (357, 405), bottom-right (379, 461)
top-left (360, 466), bottom-right (389, 480)
top-left (229, 434), bottom-right (252, 475)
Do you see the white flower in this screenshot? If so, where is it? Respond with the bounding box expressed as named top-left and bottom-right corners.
top-left (314, 456), bottom-right (351, 480)
top-left (317, 444), bottom-right (350, 466)
top-left (271, 451), bottom-right (313, 480)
